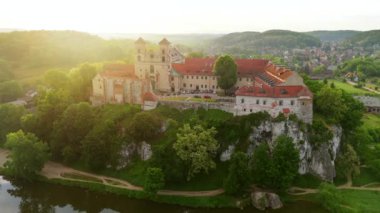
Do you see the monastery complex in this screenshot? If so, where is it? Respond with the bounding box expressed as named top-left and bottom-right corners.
top-left (92, 38), bottom-right (313, 123)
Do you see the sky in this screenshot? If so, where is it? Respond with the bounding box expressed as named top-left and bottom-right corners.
top-left (1, 0), bottom-right (379, 34)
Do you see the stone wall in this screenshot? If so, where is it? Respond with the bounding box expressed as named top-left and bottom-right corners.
top-left (158, 100), bottom-right (236, 114)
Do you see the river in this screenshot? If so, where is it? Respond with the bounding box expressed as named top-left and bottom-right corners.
top-left (0, 176), bottom-right (326, 213)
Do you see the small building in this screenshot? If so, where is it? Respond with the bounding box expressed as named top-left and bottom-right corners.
top-left (354, 96), bottom-right (380, 114)
top-left (142, 92), bottom-right (158, 110)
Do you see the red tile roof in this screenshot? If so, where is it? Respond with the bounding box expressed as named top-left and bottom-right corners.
top-left (143, 92), bottom-right (158, 102)
top-left (100, 64), bottom-right (137, 78)
top-left (235, 85), bottom-right (313, 98)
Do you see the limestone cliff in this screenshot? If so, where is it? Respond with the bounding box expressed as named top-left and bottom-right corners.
top-left (221, 120), bottom-right (342, 181)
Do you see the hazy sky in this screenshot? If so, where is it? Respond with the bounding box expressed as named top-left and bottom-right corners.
top-left (1, 0), bottom-right (379, 34)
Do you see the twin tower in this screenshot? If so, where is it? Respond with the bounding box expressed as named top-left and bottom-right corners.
top-left (134, 37), bottom-right (184, 92)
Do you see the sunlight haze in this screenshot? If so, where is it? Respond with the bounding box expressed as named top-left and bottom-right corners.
top-left (1, 0), bottom-right (379, 33)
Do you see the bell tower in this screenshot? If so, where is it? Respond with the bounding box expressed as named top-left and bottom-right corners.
top-left (135, 37), bottom-right (146, 79)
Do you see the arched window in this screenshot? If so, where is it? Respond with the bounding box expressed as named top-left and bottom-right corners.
top-left (137, 55), bottom-right (141, 61)
top-left (162, 56), bottom-right (165, 62)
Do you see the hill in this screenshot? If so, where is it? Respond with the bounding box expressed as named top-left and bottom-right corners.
top-left (306, 30), bottom-right (360, 42)
top-left (209, 30), bottom-right (321, 55)
top-left (348, 30), bottom-right (380, 47)
top-left (0, 30), bottom-right (135, 83)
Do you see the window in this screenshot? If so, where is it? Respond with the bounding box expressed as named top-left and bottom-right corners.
top-left (243, 108), bottom-right (246, 112)
top-left (302, 102), bottom-right (305, 106)
top-left (239, 78), bottom-right (242, 81)
top-left (280, 89), bottom-right (288, 94)
top-left (183, 83), bottom-right (186, 87)
top-left (150, 65), bottom-right (154, 74)
top-left (162, 49), bottom-right (165, 54)
top-left (241, 98), bottom-right (245, 103)
top-left (212, 85), bottom-right (215, 89)
top-left (191, 76), bottom-right (194, 79)
top-left (291, 100), bottom-right (295, 106)
top-left (137, 56), bottom-right (141, 61)
top-left (250, 109), bottom-right (253, 112)
top-left (186, 76), bottom-right (189, 79)
top-left (201, 76), bottom-right (203, 79)
top-left (213, 77), bottom-right (215, 80)
top-left (246, 78), bottom-right (249, 81)
top-left (205, 85), bottom-right (208, 88)
top-left (196, 76), bottom-right (199, 79)
top-left (162, 56), bottom-right (165, 62)
top-left (171, 77), bottom-right (174, 81)
top-left (256, 100), bottom-right (260, 104)
top-left (279, 100), bottom-right (283, 106)
top-left (190, 84), bottom-right (193, 88)
top-left (205, 77), bottom-right (208, 80)
top-left (150, 54), bottom-right (154, 59)
top-left (201, 85), bottom-right (203, 88)
top-left (263, 100), bottom-right (267, 105)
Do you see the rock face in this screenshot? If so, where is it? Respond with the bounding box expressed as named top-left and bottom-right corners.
top-left (248, 120), bottom-right (342, 181)
top-left (220, 145), bottom-right (235, 161)
top-left (251, 192), bottom-right (283, 210)
top-left (138, 141), bottom-right (152, 161)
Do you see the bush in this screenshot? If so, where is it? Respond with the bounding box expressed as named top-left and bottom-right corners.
top-left (144, 167), bottom-right (165, 195)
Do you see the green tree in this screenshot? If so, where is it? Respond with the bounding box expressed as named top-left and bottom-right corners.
top-left (4, 130), bottom-right (49, 180)
top-left (213, 55), bottom-right (237, 93)
top-left (271, 135), bottom-right (300, 190)
top-left (144, 167), bottom-right (165, 195)
top-left (317, 183), bottom-right (344, 213)
top-left (81, 121), bottom-right (121, 171)
top-left (223, 152), bottom-right (251, 195)
top-left (0, 58), bottom-right (13, 82)
top-left (51, 102), bottom-right (95, 163)
top-left (173, 124), bottom-right (219, 181)
top-left (0, 80), bottom-right (23, 103)
top-left (336, 144), bottom-right (360, 181)
top-left (68, 63), bottom-right (98, 101)
top-left (251, 143), bottom-right (272, 187)
top-left (43, 69), bottom-right (69, 90)
top-left (0, 104), bottom-right (25, 144)
top-left (315, 86), bottom-right (347, 124)
top-left (128, 111), bottom-right (163, 142)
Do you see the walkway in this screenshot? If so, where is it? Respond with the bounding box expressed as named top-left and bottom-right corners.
top-left (0, 149), bottom-right (224, 197)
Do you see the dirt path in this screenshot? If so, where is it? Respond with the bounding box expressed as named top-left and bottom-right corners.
top-left (0, 149), bottom-right (223, 197)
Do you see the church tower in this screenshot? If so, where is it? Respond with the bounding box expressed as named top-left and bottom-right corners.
top-left (135, 37), bottom-right (146, 79)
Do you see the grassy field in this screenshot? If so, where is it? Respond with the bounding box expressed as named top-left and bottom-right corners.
top-left (340, 189), bottom-right (380, 212)
top-left (353, 167), bottom-right (379, 187)
top-left (361, 113), bottom-right (380, 131)
top-left (323, 79), bottom-right (375, 95)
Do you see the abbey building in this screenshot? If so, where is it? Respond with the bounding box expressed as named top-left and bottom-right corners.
top-left (92, 38), bottom-right (313, 123)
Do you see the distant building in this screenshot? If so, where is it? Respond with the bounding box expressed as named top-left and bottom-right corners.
top-left (354, 96), bottom-right (380, 114)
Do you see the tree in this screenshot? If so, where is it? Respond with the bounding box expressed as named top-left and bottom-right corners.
top-left (213, 55), bottom-right (237, 93)
top-left (312, 65), bottom-right (326, 74)
top-left (223, 152), bottom-right (250, 195)
top-left (0, 58), bottom-right (13, 82)
top-left (68, 63), bottom-right (98, 101)
top-left (51, 102), bottom-right (95, 163)
top-left (315, 86), bottom-right (347, 124)
top-left (128, 111), bottom-right (163, 142)
top-left (144, 167), bottom-right (165, 195)
top-left (4, 130), bottom-right (49, 180)
top-left (271, 135), bottom-right (300, 190)
top-left (0, 80), bottom-right (23, 103)
top-left (0, 104), bottom-right (25, 144)
top-left (251, 143), bottom-right (273, 187)
top-left (336, 144), bottom-right (360, 181)
top-left (317, 183), bottom-right (344, 213)
top-left (251, 135), bottom-right (299, 190)
top-left (81, 121), bottom-right (121, 171)
top-left (43, 69), bottom-right (69, 90)
top-left (173, 124), bottom-right (219, 181)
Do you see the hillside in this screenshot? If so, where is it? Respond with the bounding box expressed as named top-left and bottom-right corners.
top-left (306, 30), bottom-right (360, 42)
top-left (209, 30), bottom-right (321, 55)
top-left (349, 30), bottom-right (380, 47)
top-left (0, 30), bottom-right (135, 81)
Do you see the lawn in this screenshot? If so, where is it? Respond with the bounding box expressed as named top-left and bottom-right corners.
top-left (324, 79), bottom-right (375, 95)
top-left (361, 113), bottom-right (380, 131)
top-left (352, 167), bottom-right (379, 187)
top-left (340, 189), bottom-right (380, 212)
